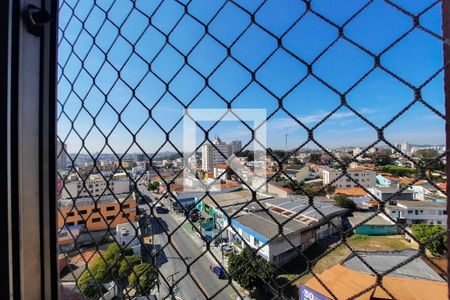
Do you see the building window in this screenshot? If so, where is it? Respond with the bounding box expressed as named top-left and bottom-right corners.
top-left (93, 207), bottom-right (101, 213)
top-left (106, 206), bottom-right (115, 211)
top-left (437, 221), bottom-right (442, 225)
top-left (78, 220), bottom-right (86, 225)
top-left (106, 216), bottom-right (115, 220)
top-left (123, 204), bottom-right (130, 209)
top-left (67, 212), bottom-right (75, 217)
top-left (66, 222), bottom-right (75, 226)
top-left (92, 217), bottom-right (101, 223)
top-left (79, 209), bottom-right (87, 215)
top-left (122, 213), bottom-right (130, 218)
top-left (407, 210), bottom-right (413, 214)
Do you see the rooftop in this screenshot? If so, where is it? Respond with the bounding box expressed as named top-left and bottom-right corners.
top-left (58, 193), bottom-right (133, 208)
top-left (335, 187), bottom-right (367, 197)
top-left (347, 212), bottom-right (394, 226)
top-left (343, 250), bottom-right (444, 282)
top-left (390, 200), bottom-right (447, 208)
top-left (230, 197), bottom-right (347, 240)
top-left (370, 186), bottom-right (413, 194)
top-left (202, 190), bottom-right (271, 209)
top-left (303, 264), bottom-right (447, 300)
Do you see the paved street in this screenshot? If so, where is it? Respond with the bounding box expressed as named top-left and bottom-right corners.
top-left (149, 212), bottom-right (239, 300)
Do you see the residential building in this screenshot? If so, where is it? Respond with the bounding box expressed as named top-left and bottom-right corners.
top-left (116, 221), bottom-right (141, 255)
top-left (114, 159), bottom-right (135, 169)
top-left (201, 136), bottom-right (233, 171)
top-left (265, 181), bottom-right (294, 198)
top-left (368, 186), bottom-right (414, 202)
top-left (213, 163), bottom-right (229, 179)
top-left (410, 181), bottom-right (446, 201)
top-left (401, 142), bottom-right (412, 156)
top-left (133, 153), bottom-right (145, 162)
top-left (225, 197), bottom-right (347, 266)
top-left (347, 212), bottom-right (397, 235)
top-left (57, 140), bottom-right (68, 170)
top-left (230, 140), bottom-right (242, 154)
top-left (57, 194), bottom-right (137, 231)
top-left (386, 200), bottom-right (447, 226)
top-left (61, 174), bottom-right (130, 200)
top-left (283, 164), bottom-right (314, 182)
top-left (322, 167), bottom-right (376, 189)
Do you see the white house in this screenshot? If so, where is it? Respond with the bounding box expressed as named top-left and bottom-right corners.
top-left (322, 167), bottom-right (376, 189)
top-left (385, 200), bottom-right (447, 226)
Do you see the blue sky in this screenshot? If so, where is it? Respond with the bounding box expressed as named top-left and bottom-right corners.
top-left (57, 0), bottom-right (445, 155)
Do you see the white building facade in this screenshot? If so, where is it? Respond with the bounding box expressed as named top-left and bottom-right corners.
top-left (322, 167), bottom-right (376, 189)
top-left (61, 174), bottom-right (130, 199)
top-left (386, 201), bottom-right (447, 226)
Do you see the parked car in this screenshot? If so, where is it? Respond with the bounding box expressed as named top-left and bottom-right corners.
top-left (221, 245), bottom-right (234, 255)
top-left (155, 204), bottom-right (168, 214)
top-left (211, 266), bottom-right (226, 279)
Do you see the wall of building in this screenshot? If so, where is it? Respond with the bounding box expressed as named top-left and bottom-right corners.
top-left (57, 198), bottom-right (137, 231)
top-left (323, 169), bottom-right (376, 189)
top-left (354, 225), bottom-right (398, 235)
top-left (61, 177), bottom-right (130, 199)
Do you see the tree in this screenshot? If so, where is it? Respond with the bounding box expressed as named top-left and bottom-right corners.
top-left (334, 194), bottom-right (356, 210)
top-left (118, 255), bottom-right (142, 280)
top-left (378, 165), bottom-right (415, 178)
top-left (77, 263), bottom-right (107, 298)
top-left (77, 244), bottom-right (136, 297)
top-left (128, 263), bottom-right (158, 296)
top-left (412, 224), bottom-right (447, 256)
top-left (414, 149), bottom-right (444, 174)
top-left (308, 153), bottom-right (321, 164)
top-left (147, 180), bottom-right (160, 191)
top-left (372, 151), bottom-right (394, 166)
top-left (414, 149), bottom-right (439, 160)
top-left (228, 248), bottom-right (277, 294)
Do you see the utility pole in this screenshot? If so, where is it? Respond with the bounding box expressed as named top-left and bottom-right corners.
top-left (285, 134), bottom-right (288, 156)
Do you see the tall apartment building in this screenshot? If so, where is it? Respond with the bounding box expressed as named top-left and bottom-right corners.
top-left (231, 140), bottom-right (243, 154)
top-left (323, 167), bottom-right (376, 189)
top-left (57, 140), bottom-right (68, 170)
top-left (401, 142), bottom-right (412, 156)
top-left (61, 174), bottom-right (130, 199)
top-left (201, 137), bottom-right (233, 171)
top-left (134, 153), bottom-right (145, 162)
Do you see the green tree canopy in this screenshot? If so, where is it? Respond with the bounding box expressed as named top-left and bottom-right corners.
top-left (147, 180), bottom-right (160, 191)
top-left (372, 151), bottom-right (395, 166)
top-left (412, 224), bottom-right (447, 256)
top-left (118, 255), bottom-right (142, 280)
top-left (414, 149), bottom-right (439, 159)
top-left (378, 165), bottom-right (415, 178)
top-left (334, 194), bottom-right (356, 210)
top-left (128, 263), bottom-right (158, 296)
top-left (77, 244), bottom-right (137, 297)
top-left (228, 248), bottom-right (277, 293)
top-left (308, 153), bottom-right (321, 164)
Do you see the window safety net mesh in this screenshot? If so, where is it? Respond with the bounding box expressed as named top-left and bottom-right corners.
top-left (57, 0), bottom-right (448, 299)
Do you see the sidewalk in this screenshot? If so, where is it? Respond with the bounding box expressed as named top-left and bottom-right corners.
top-left (171, 212), bottom-right (230, 268)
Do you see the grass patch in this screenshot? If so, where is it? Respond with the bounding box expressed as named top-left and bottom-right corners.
top-left (278, 234), bottom-right (413, 290)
